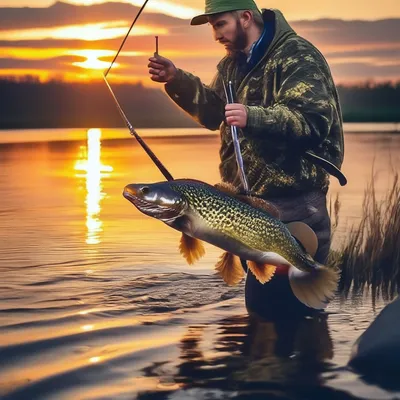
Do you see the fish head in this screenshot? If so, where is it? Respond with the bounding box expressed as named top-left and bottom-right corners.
top-left (123, 182), bottom-right (188, 222)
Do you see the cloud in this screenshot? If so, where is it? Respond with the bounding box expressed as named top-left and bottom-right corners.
top-left (0, 55), bottom-right (86, 69)
top-left (0, 2), bottom-right (399, 83)
top-left (0, 1), bottom-right (184, 30)
top-left (325, 47), bottom-right (400, 59)
top-left (292, 19), bottom-right (400, 46)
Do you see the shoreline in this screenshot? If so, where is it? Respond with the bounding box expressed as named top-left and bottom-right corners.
top-left (0, 124), bottom-right (399, 145)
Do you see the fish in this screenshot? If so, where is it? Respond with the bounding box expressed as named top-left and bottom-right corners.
top-left (123, 178), bottom-right (339, 310)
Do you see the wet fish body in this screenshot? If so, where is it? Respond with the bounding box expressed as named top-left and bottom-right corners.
top-left (123, 179), bottom-right (339, 309)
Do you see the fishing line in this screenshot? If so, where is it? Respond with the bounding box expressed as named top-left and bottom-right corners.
top-left (102, 0), bottom-right (174, 181)
top-left (105, 0), bottom-right (150, 77)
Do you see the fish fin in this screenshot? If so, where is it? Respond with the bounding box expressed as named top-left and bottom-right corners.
top-left (286, 221), bottom-right (318, 257)
top-left (288, 263), bottom-right (340, 310)
top-left (179, 233), bottom-right (206, 265)
top-left (215, 252), bottom-right (244, 286)
top-left (247, 261), bottom-right (277, 284)
top-left (237, 196), bottom-right (281, 219)
top-left (214, 181), bottom-right (240, 195)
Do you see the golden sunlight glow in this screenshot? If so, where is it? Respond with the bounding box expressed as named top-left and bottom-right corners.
top-left (73, 50), bottom-right (116, 70)
top-left (66, 0), bottom-right (202, 19)
top-left (74, 129), bottom-right (113, 245)
top-left (1, 48), bottom-right (69, 59)
top-left (89, 357), bottom-right (101, 363)
top-left (129, 0), bottom-right (202, 19)
top-left (1, 47), bottom-right (146, 61)
top-left (79, 0), bottom-right (99, 4)
top-left (0, 48), bottom-right (147, 80)
top-left (79, 308), bottom-right (99, 315)
top-left (0, 22), bottom-right (168, 41)
top-left (67, 0), bottom-right (114, 4)
top-left (82, 324), bottom-right (94, 331)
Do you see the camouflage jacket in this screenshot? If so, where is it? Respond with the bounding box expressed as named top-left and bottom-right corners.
top-left (165, 9), bottom-right (344, 198)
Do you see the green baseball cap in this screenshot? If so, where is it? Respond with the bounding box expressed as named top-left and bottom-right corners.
top-left (190, 0), bottom-right (261, 25)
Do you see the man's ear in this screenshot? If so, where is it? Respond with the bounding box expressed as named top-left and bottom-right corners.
top-left (241, 10), bottom-right (253, 29)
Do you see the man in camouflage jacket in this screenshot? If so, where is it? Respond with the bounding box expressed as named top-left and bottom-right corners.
top-left (148, 0), bottom-right (345, 316)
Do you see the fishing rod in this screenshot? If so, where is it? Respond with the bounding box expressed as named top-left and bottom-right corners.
top-left (105, 0), bottom-right (150, 77)
top-left (102, 74), bottom-right (173, 181)
top-left (102, 0), bottom-right (173, 181)
top-left (222, 80), bottom-right (250, 195)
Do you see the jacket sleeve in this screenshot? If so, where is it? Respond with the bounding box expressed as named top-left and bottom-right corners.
top-left (244, 48), bottom-right (339, 151)
top-left (164, 68), bottom-right (226, 131)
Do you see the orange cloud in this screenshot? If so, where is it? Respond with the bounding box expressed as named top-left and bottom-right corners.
top-left (0, 21), bottom-right (168, 41)
top-left (0, 2), bottom-right (399, 85)
top-left (67, 0), bottom-right (202, 19)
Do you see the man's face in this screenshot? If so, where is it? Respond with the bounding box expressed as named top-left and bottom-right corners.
top-left (209, 13), bottom-right (247, 55)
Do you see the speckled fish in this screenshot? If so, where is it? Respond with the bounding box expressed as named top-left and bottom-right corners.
top-left (123, 179), bottom-right (339, 309)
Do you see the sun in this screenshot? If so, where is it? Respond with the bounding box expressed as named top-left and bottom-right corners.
top-left (72, 50), bottom-right (117, 70)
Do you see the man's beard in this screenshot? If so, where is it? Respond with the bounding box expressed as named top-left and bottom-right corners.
top-left (226, 20), bottom-right (248, 58)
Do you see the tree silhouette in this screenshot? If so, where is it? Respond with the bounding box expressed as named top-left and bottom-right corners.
top-left (0, 77), bottom-right (399, 130)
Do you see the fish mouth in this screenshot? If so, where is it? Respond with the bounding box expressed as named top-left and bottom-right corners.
top-left (123, 184), bottom-right (144, 203)
top-left (123, 188), bottom-right (154, 209)
top-left (123, 183), bottom-right (186, 221)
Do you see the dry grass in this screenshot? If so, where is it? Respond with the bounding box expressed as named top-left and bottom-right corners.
top-left (328, 170), bottom-right (400, 301)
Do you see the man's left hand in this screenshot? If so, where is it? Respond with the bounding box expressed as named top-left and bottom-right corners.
top-left (225, 104), bottom-right (248, 128)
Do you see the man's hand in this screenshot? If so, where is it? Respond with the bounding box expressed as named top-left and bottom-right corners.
top-left (148, 55), bottom-right (177, 83)
top-left (225, 103), bottom-right (248, 128)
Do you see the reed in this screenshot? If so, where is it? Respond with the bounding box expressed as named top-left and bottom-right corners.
top-left (329, 170), bottom-right (400, 301)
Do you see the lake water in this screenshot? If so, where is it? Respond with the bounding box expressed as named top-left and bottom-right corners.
top-left (0, 127), bottom-right (399, 399)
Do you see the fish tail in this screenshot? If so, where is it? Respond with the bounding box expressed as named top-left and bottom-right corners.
top-left (288, 263), bottom-right (340, 310)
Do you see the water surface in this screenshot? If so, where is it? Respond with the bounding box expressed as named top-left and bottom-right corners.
top-left (0, 127), bottom-right (399, 399)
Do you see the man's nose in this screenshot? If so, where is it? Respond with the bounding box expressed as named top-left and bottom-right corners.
top-left (213, 29), bottom-right (223, 42)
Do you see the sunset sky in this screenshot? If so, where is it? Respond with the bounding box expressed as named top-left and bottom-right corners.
top-left (0, 0), bottom-right (399, 85)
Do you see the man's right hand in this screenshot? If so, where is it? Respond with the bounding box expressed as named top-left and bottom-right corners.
top-left (148, 55), bottom-right (177, 83)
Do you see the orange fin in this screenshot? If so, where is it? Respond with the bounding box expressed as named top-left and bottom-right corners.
top-left (179, 233), bottom-right (205, 265)
top-left (247, 261), bottom-right (276, 284)
top-left (237, 196), bottom-right (281, 219)
top-left (215, 251), bottom-right (245, 286)
top-left (214, 181), bottom-right (240, 196)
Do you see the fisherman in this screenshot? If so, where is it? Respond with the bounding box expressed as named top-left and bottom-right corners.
top-left (147, 0), bottom-right (345, 317)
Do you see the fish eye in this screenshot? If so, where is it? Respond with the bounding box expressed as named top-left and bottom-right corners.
top-left (141, 186), bottom-right (150, 195)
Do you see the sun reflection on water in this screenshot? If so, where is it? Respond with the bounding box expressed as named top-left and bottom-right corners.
top-left (75, 128), bottom-right (113, 245)
top-left (82, 324), bottom-right (94, 331)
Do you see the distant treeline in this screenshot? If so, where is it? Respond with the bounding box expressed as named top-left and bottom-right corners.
top-left (338, 81), bottom-right (400, 123)
top-left (0, 77), bottom-right (198, 130)
top-left (0, 77), bottom-right (399, 130)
